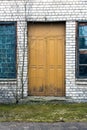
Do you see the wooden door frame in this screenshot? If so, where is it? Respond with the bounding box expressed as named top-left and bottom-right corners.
top-left (27, 22), bottom-right (66, 96)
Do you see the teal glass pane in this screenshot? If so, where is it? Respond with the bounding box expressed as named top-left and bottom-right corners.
top-left (0, 23), bottom-right (16, 78)
top-left (79, 54), bottom-right (87, 64)
top-left (0, 25), bottom-right (15, 35)
top-left (79, 26), bottom-right (87, 37)
top-left (79, 66), bottom-right (87, 77)
top-left (79, 37), bottom-right (87, 49)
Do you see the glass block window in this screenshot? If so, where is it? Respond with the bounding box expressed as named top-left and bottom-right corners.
top-left (77, 22), bottom-right (87, 78)
top-left (0, 22), bottom-right (16, 78)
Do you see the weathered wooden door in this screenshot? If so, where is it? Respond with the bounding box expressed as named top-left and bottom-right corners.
top-left (28, 23), bottom-right (65, 96)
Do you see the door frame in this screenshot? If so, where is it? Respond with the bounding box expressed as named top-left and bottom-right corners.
top-left (27, 22), bottom-right (66, 96)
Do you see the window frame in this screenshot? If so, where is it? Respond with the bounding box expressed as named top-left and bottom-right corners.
top-left (76, 22), bottom-right (87, 78)
top-left (0, 22), bottom-right (17, 79)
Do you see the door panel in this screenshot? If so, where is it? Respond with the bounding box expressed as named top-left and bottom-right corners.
top-left (29, 38), bottom-right (46, 95)
top-left (28, 23), bottom-right (65, 96)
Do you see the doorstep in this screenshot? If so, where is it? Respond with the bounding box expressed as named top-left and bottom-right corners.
top-left (19, 96), bottom-right (73, 104)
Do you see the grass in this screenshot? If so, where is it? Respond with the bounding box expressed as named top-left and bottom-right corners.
top-left (0, 103), bottom-right (87, 122)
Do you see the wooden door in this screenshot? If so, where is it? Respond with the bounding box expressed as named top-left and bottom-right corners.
top-left (28, 23), bottom-right (65, 96)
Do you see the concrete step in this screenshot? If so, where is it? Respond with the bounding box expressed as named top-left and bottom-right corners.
top-left (19, 96), bottom-right (73, 104)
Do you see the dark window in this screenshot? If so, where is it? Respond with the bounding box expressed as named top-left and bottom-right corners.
top-left (0, 22), bottom-right (16, 78)
top-left (77, 22), bottom-right (87, 78)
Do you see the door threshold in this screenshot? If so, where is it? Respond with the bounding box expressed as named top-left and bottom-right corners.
top-left (20, 96), bottom-right (73, 104)
top-left (27, 96), bottom-right (66, 101)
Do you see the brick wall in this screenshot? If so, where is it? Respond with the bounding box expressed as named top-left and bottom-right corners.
top-left (0, 0), bottom-right (27, 103)
top-left (0, 0), bottom-right (87, 102)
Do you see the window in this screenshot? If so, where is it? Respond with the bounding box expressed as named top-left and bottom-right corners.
top-left (77, 22), bottom-right (87, 78)
top-left (0, 22), bottom-right (16, 78)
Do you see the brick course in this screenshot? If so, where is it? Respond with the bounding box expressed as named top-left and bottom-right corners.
top-left (0, 0), bottom-right (87, 102)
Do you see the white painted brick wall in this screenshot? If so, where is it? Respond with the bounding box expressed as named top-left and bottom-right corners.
top-left (0, 0), bottom-right (87, 102)
top-left (0, 0), bottom-right (28, 103)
